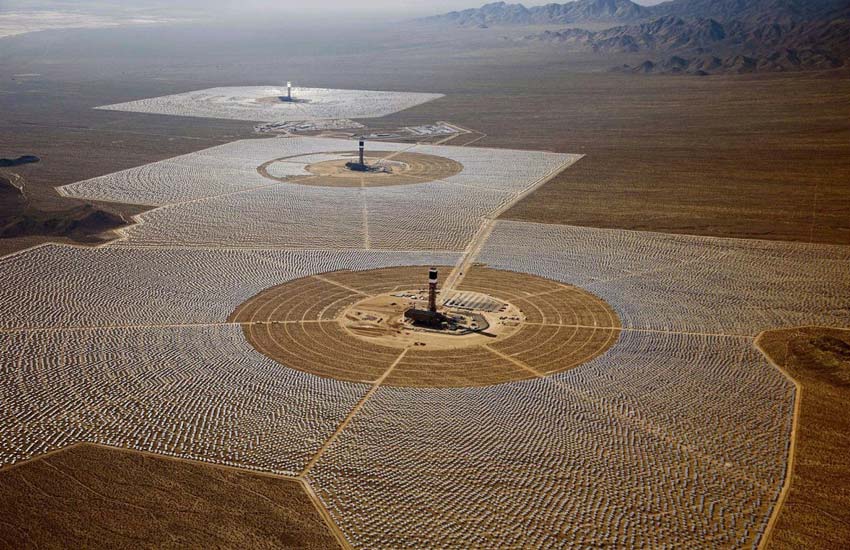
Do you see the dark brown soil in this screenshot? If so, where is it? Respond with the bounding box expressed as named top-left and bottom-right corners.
top-left (432, 72), bottom-right (850, 245)
top-left (0, 443), bottom-right (342, 549)
top-left (757, 327), bottom-right (850, 549)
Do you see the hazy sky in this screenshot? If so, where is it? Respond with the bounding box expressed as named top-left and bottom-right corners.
top-left (261, 0), bottom-right (669, 12)
top-left (2, 0), bottom-right (669, 17)
top-left (310, 0), bottom-right (667, 12)
top-left (412, 0), bottom-right (668, 10)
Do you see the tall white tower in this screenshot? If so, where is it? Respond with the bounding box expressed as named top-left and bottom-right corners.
top-left (286, 81), bottom-right (292, 101)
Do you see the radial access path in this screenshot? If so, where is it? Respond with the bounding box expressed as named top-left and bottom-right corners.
top-left (229, 266), bottom-right (621, 388)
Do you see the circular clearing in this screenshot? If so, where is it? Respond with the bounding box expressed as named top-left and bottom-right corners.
top-left (257, 151), bottom-right (463, 188)
top-left (254, 96), bottom-right (311, 105)
top-left (229, 266), bottom-right (621, 388)
top-left (340, 288), bottom-right (527, 350)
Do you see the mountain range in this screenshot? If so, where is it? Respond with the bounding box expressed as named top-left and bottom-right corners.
top-left (421, 0), bottom-right (649, 27)
top-left (423, 0), bottom-right (847, 27)
top-left (647, 0), bottom-right (848, 26)
top-left (422, 0), bottom-right (850, 74)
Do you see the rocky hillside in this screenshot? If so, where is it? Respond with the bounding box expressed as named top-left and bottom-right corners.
top-left (527, 17), bottom-right (726, 50)
top-left (0, 155), bottom-right (40, 167)
top-left (425, 0), bottom-right (850, 74)
top-left (0, 174), bottom-right (126, 242)
top-left (420, 0), bottom-right (649, 27)
top-left (646, 0), bottom-right (848, 25)
top-left (522, 12), bottom-right (850, 74)
top-left (425, 0), bottom-right (848, 27)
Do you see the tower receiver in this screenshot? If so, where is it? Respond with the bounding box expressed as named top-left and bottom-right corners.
top-left (428, 267), bottom-right (438, 312)
top-left (404, 267), bottom-right (448, 328)
top-left (346, 139), bottom-right (377, 172)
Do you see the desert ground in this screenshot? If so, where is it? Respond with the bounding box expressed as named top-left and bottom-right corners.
top-left (756, 327), bottom-right (850, 548)
top-left (1, 17), bottom-right (849, 549)
top-left (0, 443), bottom-right (342, 548)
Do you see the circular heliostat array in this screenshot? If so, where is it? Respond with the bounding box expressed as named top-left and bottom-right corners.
top-left (229, 266), bottom-right (621, 388)
top-left (257, 151), bottom-right (463, 188)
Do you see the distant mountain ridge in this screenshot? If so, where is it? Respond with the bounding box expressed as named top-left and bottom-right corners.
top-left (421, 0), bottom-right (649, 27)
top-left (522, 13), bottom-right (850, 73)
top-left (527, 17), bottom-right (728, 51)
top-left (423, 0), bottom-right (848, 27)
top-left (646, 0), bottom-right (848, 25)
top-left (424, 0), bottom-right (850, 74)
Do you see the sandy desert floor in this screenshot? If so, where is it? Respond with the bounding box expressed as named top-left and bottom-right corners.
top-left (0, 443), bottom-right (343, 548)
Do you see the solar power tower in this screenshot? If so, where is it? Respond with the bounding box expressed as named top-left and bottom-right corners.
top-left (428, 268), bottom-right (439, 312)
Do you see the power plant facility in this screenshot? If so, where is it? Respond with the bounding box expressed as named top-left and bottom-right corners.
top-left (345, 139), bottom-right (389, 173)
top-left (404, 268), bottom-right (449, 328)
top-left (7, 3), bottom-right (840, 542)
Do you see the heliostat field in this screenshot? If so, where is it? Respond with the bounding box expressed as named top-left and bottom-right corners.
top-left (95, 86), bottom-right (444, 122)
top-left (3, 127), bottom-right (848, 547)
